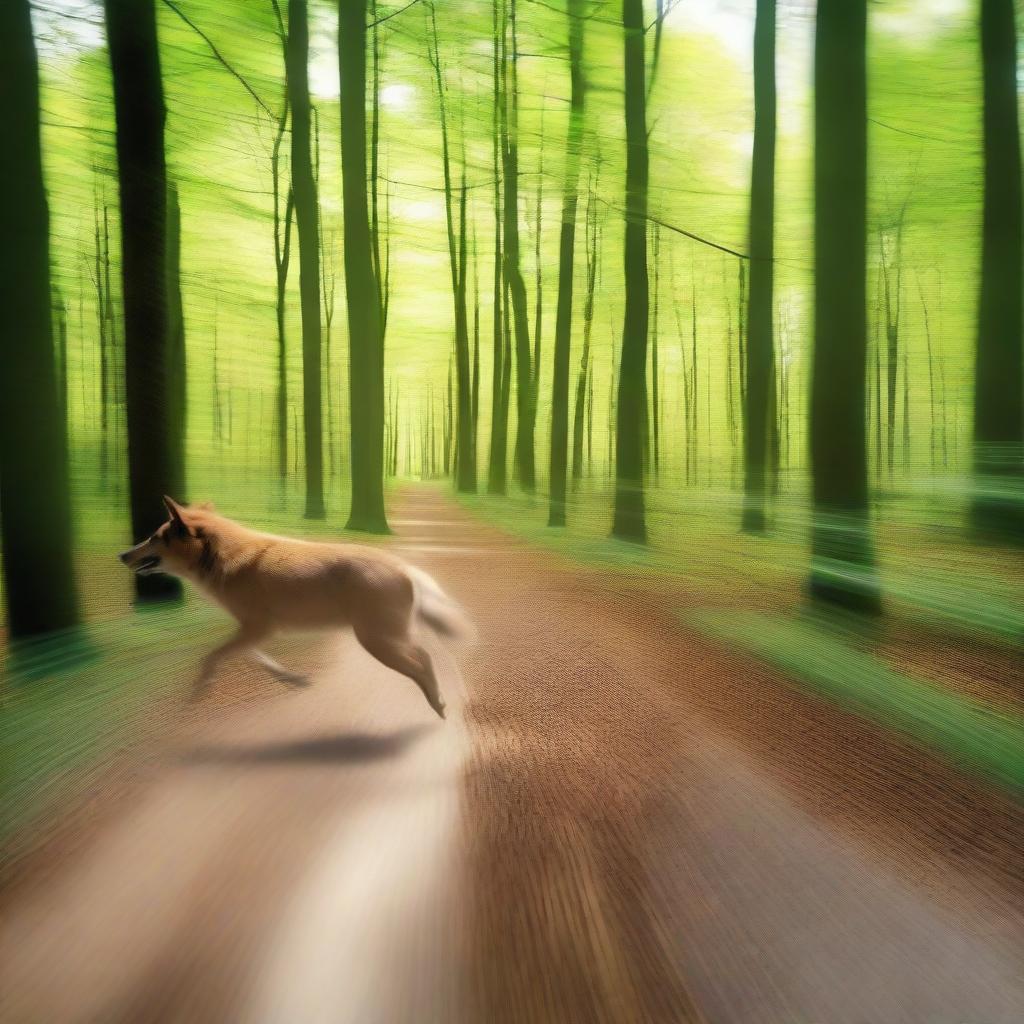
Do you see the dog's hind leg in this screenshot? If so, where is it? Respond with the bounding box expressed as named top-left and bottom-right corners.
top-left (251, 649), bottom-right (310, 688)
top-left (354, 626), bottom-right (446, 720)
top-left (190, 622), bottom-right (268, 701)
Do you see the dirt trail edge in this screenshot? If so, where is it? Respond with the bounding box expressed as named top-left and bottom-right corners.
top-left (2, 486), bottom-right (1023, 1024)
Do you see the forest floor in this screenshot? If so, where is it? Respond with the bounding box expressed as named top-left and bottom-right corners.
top-left (2, 486), bottom-right (1024, 1023)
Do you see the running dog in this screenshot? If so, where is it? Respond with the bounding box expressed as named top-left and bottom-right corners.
top-left (119, 497), bottom-right (468, 717)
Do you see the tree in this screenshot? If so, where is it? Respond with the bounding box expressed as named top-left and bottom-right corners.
top-left (487, 0), bottom-right (509, 494)
top-left (742, 0), bottom-right (776, 533)
top-left (548, 0), bottom-right (585, 527)
top-left (104, 0), bottom-right (182, 602)
top-left (611, 0), bottom-right (650, 542)
top-left (0, 0), bottom-right (81, 638)
top-left (339, 0), bottom-right (388, 532)
top-left (270, 0), bottom-right (294, 483)
top-left (808, 0), bottom-right (879, 612)
top-left (502, 0), bottom-right (536, 492)
top-left (286, 0), bottom-right (325, 518)
top-left (166, 180), bottom-right (187, 504)
top-left (572, 187), bottom-right (598, 483)
top-left (972, 0), bottom-right (1023, 539)
top-left (427, 4), bottom-right (475, 492)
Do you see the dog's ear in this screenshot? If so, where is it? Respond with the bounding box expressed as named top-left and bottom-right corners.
top-left (163, 495), bottom-right (185, 524)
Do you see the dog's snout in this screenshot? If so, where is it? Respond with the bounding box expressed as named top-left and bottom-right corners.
top-left (119, 550), bottom-right (132, 565)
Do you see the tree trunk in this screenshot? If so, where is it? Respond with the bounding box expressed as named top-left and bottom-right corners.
top-left (572, 191), bottom-right (598, 483)
top-left (104, 0), bottom-right (181, 602)
top-left (503, 0), bottom-right (536, 492)
top-left (650, 226), bottom-right (661, 481)
top-left (612, 0), bottom-right (650, 542)
top-left (472, 224), bottom-right (481, 450)
top-left (165, 181), bottom-right (187, 504)
top-left (428, 4), bottom-right (475, 492)
top-left (270, 41), bottom-right (293, 483)
top-left (548, 0), bottom-right (584, 527)
top-left (487, 0), bottom-right (508, 495)
top-left (879, 212), bottom-right (905, 480)
top-left (918, 274), bottom-right (937, 475)
top-left (742, 0), bottom-right (776, 533)
top-left (287, 0), bottom-right (325, 518)
top-left (0, 0), bottom-right (81, 637)
top-left (809, 0), bottom-right (879, 612)
top-left (339, 0), bottom-right (388, 531)
top-left (972, 0), bottom-right (1023, 537)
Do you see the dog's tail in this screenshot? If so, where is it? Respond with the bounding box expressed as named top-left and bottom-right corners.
top-left (407, 565), bottom-right (475, 642)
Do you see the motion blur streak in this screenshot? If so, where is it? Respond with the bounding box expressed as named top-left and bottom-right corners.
top-left (246, 688), bottom-right (464, 1024)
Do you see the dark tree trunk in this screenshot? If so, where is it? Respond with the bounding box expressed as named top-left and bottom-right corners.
top-left (54, 288), bottom-right (70, 445)
top-left (572, 191), bottom-right (598, 483)
top-left (165, 180), bottom-right (187, 504)
top-left (972, 0), bottom-right (1023, 538)
top-left (270, 13), bottom-right (293, 484)
top-left (487, 0), bottom-right (509, 495)
top-left (809, 0), bottom-right (879, 611)
top-left (428, 4), bottom-right (475, 492)
top-left (503, 0), bottom-right (536, 492)
top-left (339, 0), bottom-right (387, 531)
top-left (918, 274), bottom-right (937, 475)
top-left (548, 0), bottom-right (584, 527)
top-left (650, 226), bottom-right (661, 480)
top-left (879, 213), bottom-right (905, 479)
top-left (533, 106), bottom-right (544, 415)
top-left (93, 197), bottom-right (109, 482)
top-left (742, 0), bottom-right (775, 533)
top-left (472, 225), bottom-right (481, 449)
top-left (612, 0), bottom-right (650, 542)
top-left (104, 0), bottom-right (181, 602)
top-left (0, 0), bottom-right (81, 637)
top-left (287, 0), bottom-right (325, 518)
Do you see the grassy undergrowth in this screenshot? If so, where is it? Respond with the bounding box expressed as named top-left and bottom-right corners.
top-left (693, 610), bottom-right (1024, 795)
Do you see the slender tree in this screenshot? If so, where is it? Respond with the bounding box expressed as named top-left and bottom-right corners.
top-left (166, 180), bottom-right (187, 504)
top-left (650, 226), bottom-right (661, 479)
top-left (742, 0), bottom-right (776, 533)
top-left (488, 0), bottom-right (509, 494)
top-left (270, 0), bottom-right (294, 482)
top-left (878, 208), bottom-right (906, 478)
top-left (502, 0), bottom-right (536, 491)
top-left (286, 0), bottom-right (325, 517)
top-left (339, 0), bottom-right (387, 531)
top-left (611, 0), bottom-right (650, 542)
top-left (472, 222), bottom-right (481, 447)
top-left (104, 0), bottom-right (181, 602)
top-left (809, 0), bottom-right (879, 611)
top-left (548, 0), bottom-right (585, 527)
top-left (917, 273), bottom-right (938, 475)
top-left (973, 0), bottom-right (1023, 538)
top-left (428, 4), bottom-right (475, 492)
top-left (0, 0), bottom-right (81, 637)
top-left (572, 189), bottom-right (598, 483)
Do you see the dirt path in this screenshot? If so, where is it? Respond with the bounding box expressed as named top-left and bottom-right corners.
top-left (2, 487), bottom-right (1023, 1023)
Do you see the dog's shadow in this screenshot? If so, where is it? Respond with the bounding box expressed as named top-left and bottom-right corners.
top-left (183, 724), bottom-right (433, 767)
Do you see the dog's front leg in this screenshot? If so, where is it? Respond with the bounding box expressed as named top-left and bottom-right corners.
top-left (190, 623), bottom-right (267, 701)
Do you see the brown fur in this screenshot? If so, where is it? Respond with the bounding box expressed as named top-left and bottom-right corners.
top-left (119, 497), bottom-right (464, 718)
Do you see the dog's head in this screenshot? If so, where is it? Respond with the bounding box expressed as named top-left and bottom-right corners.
top-left (119, 496), bottom-right (213, 579)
